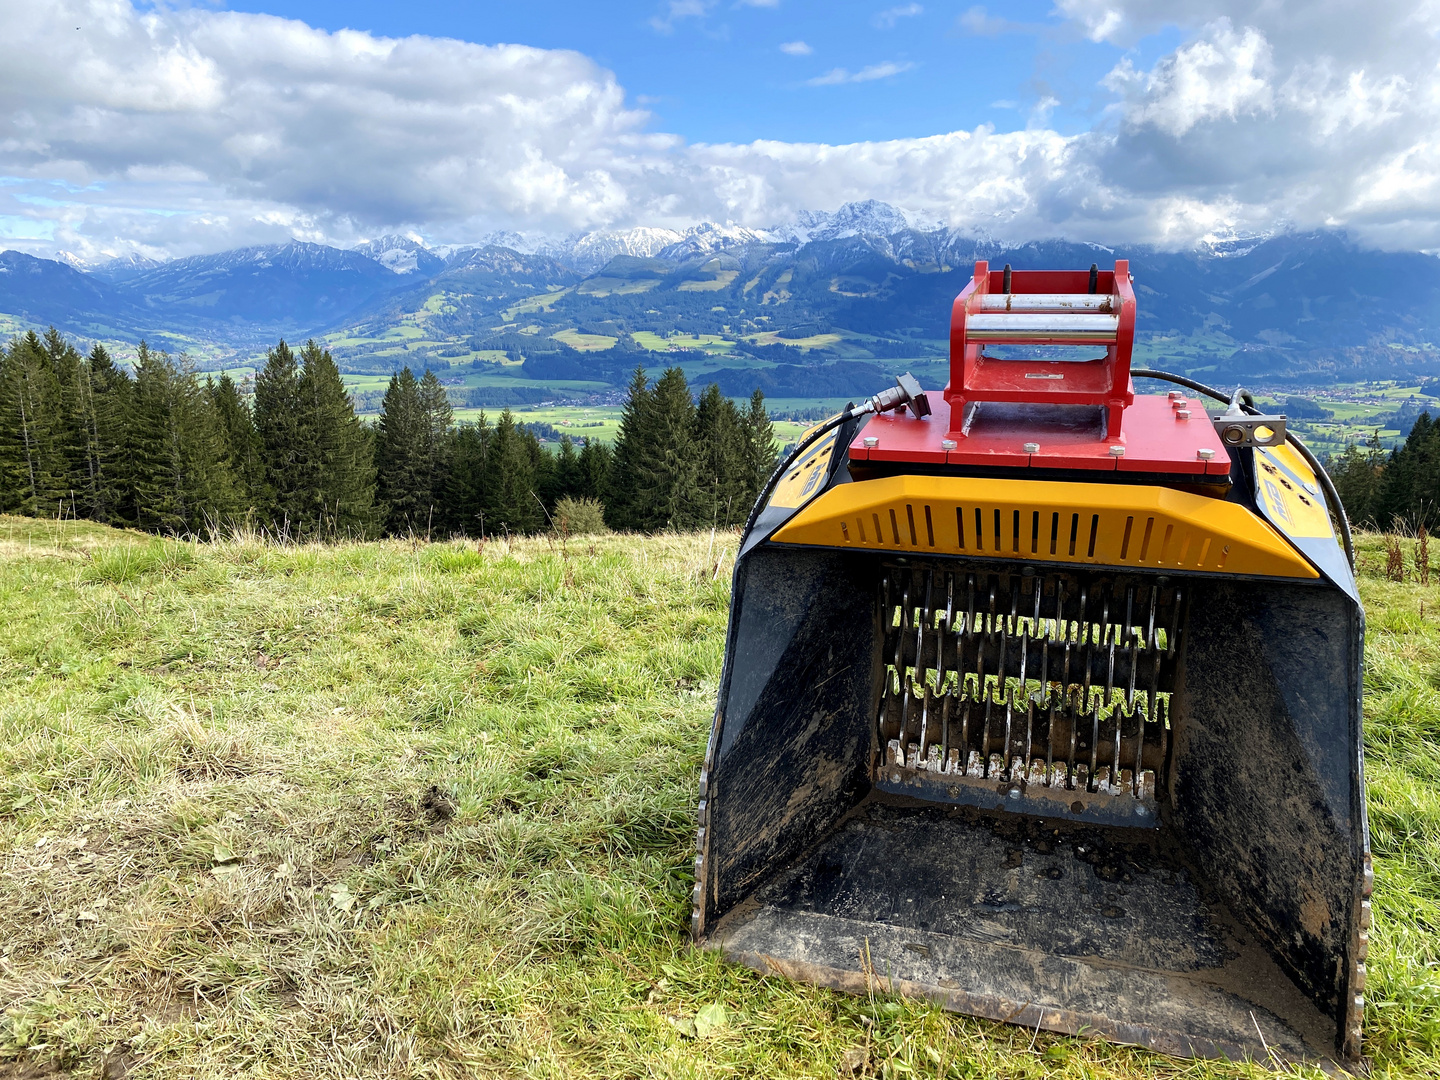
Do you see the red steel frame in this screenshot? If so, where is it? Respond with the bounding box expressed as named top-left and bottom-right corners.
top-left (847, 260), bottom-right (1231, 477)
top-left (947, 260), bottom-right (1136, 439)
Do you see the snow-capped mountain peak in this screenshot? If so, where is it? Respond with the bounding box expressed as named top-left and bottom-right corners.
top-left (769, 200), bottom-right (912, 245)
top-left (657, 221), bottom-right (773, 262)
top-left (558, 227), bottom-right (685, 273)
top-left (353, 235), bottom-right (445, 275)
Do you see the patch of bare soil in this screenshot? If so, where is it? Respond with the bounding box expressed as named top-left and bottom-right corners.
top-left (0, 1060), bottom-right (70, 1079)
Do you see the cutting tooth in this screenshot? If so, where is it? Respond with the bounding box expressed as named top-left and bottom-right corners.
top-left (878, 568), bottom-right (1181, 818)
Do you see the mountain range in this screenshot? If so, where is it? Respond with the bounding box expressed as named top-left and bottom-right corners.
top-left (3, 201), bottom-right (1440, 397)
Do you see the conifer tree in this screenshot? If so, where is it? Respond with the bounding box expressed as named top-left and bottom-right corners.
top-left (525, 424), bottom-right (556, 521)
top-left (485, 408), bottom-right (540, 533)
top-left (604, 366), bottom-right (655, 531)
top-left (551, 434), bottom-right (582, 504)
top-left (376, 367), bottom-right (430, 533)
top-left (127, 345), bottom-right (235, 535)
top-left (0, 332), bottom-right (66, 516)
top-left (209, 373), bottom-right (263, 511)
top-left (253, 340), bottom-right (304, 528)
top-left (296, 340), bottom-right (376, 536)
top-left (577, 437), bottom-right (613, 501)
top-left (741, 388), bottom-right (778, 510)
top-left (42, 328), bottom-right (89, 512)
top-left (1375, 414), bottom-right (1440, 529)
top-left (647, 366), bottom-right (701, 529)
top-left (1330, 431), bottom-right (1386, 527)
top-left (442, 416), bottom-right (491, 535)
top-left (80, 345), bottom-right (133, 524)
top-left (692, 383), bottom-right (748, 526)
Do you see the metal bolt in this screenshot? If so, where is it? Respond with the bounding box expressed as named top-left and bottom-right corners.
top-left (863, 436), bottom-right (879, 448)
top-left (1171, 397), bottom-right (1188, 409)
top-left (1023, 442), bottom-right (1040, 454)
top-left (1109, 445), bottom-right (1125, 457)
top-left (1175, 409), bottom-right (1190, 419)
top-left (1168, 390), bottom-right (1183, 400)
top-left (1198, 448), bottom-right (1216, 461)
top-left (941, 438), bottom-right (957, 450)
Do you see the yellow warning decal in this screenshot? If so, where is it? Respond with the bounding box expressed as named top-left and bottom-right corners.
top-left (769, 428), bottom-right (840, 510)
top-left (771, 474), bottom-right (1317, 579)
top-left (1254, 445), bottom-right (1335, 541)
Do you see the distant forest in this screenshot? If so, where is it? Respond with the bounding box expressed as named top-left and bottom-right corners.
top-left (1331, 417), bottom-right (1440, 531)
top-left (0, 329), bottom-right (778, 540)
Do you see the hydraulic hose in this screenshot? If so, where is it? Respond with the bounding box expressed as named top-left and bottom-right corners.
top-left (741, 374), bottom-right (931, 541)
top-left (1131, 368), bottom-right (1354, 570)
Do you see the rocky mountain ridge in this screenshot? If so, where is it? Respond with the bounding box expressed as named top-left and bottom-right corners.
top-left (3, 204), bottom-right (1437, 389)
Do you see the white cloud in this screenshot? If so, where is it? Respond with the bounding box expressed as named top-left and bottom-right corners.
top-left (957, 6), bottom-right (1023, 36)
top-left (874, 4), bottom-right (923, 29)
top-left (779, 40), bottom-right (813, 55)
top-left (1028, 95), bottom-right (1061, 128)
top-left (1104, 18), bottom-right (1272, 137)
top-left (649, 0), bottom-right (714, 33)
top-left (8, 0), bottom-right (1440, 258)
top-left (806, 62), bottom-right (917, 86)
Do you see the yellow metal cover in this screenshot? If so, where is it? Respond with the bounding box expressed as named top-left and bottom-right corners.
top-left (1255, 444), bottom-right (1335, 541)
top-left (770, 474), bottom-right (1318, 578)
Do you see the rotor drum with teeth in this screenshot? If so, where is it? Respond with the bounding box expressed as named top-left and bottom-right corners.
top-left (876, 565), bottom-right (1183, 826)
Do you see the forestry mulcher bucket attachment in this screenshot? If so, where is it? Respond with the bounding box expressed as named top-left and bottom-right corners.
top-left (694, 261), bottom-right (1369, 1068)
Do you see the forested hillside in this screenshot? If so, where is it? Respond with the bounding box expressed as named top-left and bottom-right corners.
top-left (0, 330), bottom-right (776, 540)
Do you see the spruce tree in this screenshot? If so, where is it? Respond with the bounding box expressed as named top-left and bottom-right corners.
top-left (42, 328), bottom-right (89, 514)
top-left (1375, 414), bottom-right (1440, 530)
top-left (577, 437), bottom-right (613, 501)
top-left (209, 373), bottom-right (263, 512)
top-left (1330, 431), bottom-right (1386, 527)
top-left (376, 368), bottom-right (429, 534)
top-left (741, 388), bottom-right (779, 510)
top-left (127, 346), bottom-right (235, 535)
top-left (82, 345), bottom-right (133, 524)
top-left (253, 340), bottom-right (304, 529)
top-left (526, 425), bottom-right (557, 522)
top-left (297, 340), bottom-right (377, 537)
top-left (416, 368), bottom-right (453, 530)
top-left (0, 332), bottom-right (66, 516)
top-left (443, 416), bottom-right (491, 535)
top-left (485, 408), bottom-right (540, 533)
top-left (552, 434), bottom-right (581, 503)
top-left (604, 367), bottom-right (655, 530)
top-left (647, 367), bottom-right (701, 530)
top-left (693, 384), bottom-right (748, 526)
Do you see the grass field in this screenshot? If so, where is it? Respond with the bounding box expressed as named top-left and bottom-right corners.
top-left (0, 519), bottom-right (1436, 1079)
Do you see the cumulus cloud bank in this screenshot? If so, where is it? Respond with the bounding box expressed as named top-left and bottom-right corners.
top-left (2, 0), bottom-right (1438, 257)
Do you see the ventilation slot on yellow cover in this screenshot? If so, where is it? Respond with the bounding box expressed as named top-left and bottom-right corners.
top-left (771, 475), bottom-right (1311, 578)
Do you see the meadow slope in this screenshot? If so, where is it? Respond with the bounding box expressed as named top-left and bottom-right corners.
top-left (0, 518), bottom-right (1435, 1079)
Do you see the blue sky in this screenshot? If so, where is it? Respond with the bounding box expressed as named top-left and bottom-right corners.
top-left (219, 0), bottom-right (1180, 144)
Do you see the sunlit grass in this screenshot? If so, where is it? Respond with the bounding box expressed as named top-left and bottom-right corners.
top-left (0, 518), bottom-right (1434, 1078)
